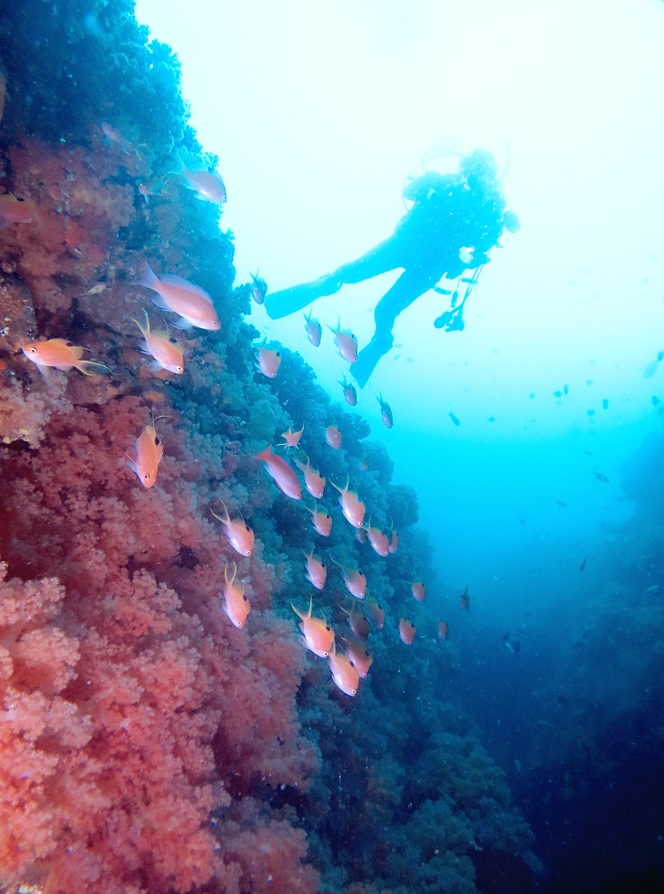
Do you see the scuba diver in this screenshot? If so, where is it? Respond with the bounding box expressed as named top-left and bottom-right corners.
top-left (264, 149), bottom-right (520, 387)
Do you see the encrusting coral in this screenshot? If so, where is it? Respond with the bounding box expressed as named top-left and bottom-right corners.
top-left (0, 2), bottom-right (536, 892)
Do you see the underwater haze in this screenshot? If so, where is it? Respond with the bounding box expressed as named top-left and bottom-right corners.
top-left (0, 0), bottom-right (663, 891)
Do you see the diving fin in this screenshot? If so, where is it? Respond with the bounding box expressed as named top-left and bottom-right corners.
top-left (264, 274), bottom-right (341, 320)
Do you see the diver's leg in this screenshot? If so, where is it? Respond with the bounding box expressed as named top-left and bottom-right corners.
top-left (264, 236), bottom-right (402, 320)
top-left (351, 269), bottom-right (436, 388)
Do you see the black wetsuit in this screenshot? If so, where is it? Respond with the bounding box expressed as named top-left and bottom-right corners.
top-left (264, 161), bottom-right (513, 387)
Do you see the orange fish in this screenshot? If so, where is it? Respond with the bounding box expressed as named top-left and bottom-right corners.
top-left (250, 270), bottom-right (267, 304)
top-left (412, 581), bottom-right (426, 602)
top-left (459, 586), bottom-right (470, 611)
top-left (328, 320), bottom-right (358, 363)
top-left (341, 604), bottom-right (370, 640)
top-left (255, 444), bottom-right (301, 500)
top-left (181, 168), bottom-right (227, 204)
top-left (133, 310), bottom-right (185, 375)
top-left (331, 476), bottom-right (365, 529)
top-left (22, 338), bottom-right (107, 376)
top-left (305, 501), bottom-right (332, 536)
top-left (0, 194), bottom-right (37, 228)
top-left (126, 419), bottom-right (164, 488)
top-left (255, 340), bottom-right (281, 378)
top-left (304, 310), bottom-right (322, 347)
top-left (325, 424), bottom-right (342, 450)
top-left (377, 393), bottom-right (394, 428)
top-left (339, 375), bottom-right (357, 406)
top-left (138, 263), bottom-right (220, 331)
top-left (365, 598), bottom-right (385, 629)
top-left (280, 425), bottom-right (304, 448)
top-left (138, 180), bottom-right (165, 203)
top-left (292, 597), bottom-right (335, 658)
top-left (331, 558), bottom-right (366, 600)
top-left (222, 562), bottom-right (251, 629)
top-left (399, 618), bottom-right (416, 645)
top-left (438, 621), bottom-right (449, 640)
top-left (211, 500), bottom-right (254, 558)
top-left (328, 641), bottom-right (360, 696)
top-left (294, 454), bottom-right (326, 499)
top-left (344, 639), bottom-right (373, 678)
top-left (359, 454), bottom-right (371, 472)
top-left (303, 550), bottom-right (327, 590)
top-left (365, 518), bottom-right (389, 557)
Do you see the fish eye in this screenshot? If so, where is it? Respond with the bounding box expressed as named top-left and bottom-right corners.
top-left (155, 436), bottom-right (161, 446)
top-left (351, 688), bottom-right (357, 695)
top-left (29, 346), bottom-right (37, 353)
top-left (323, 650), bottom-right (329, 657)
top-left (237, 620), bottom-right (244, 628)
top-left (243, 595), bottom-right (249, 602)
top-left (177, 365), bottom-right (183, 373)
top-left (325, 625), bottom-right (331, 631)
top-left (144, 473), bottom-right (150, 481)
top-left (169, 336), bottom-right (178, 343)
top-left (66, 341), bottom-right (74, 347)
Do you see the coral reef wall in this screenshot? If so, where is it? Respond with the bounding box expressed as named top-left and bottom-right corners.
top-left (0, 3), bottom-right (534, 893)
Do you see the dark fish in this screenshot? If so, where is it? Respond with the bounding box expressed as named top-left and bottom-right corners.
top-left (587, 409), bottom-right (595, 416)
top-left (602, 399), bottom-right (609, 409)
top-left (652, 395), bottom-right (661, 406)
top-left (555, 500), bottom-right (567, 508)
top-left (579, 556), bottom-right (587, 572)
top-left (503, 632), bottom-right (520, 654)
top-left (659, 351), bottom-right (664, 362)
top-left (449, 412), bottom-right (460, 427)
top-left (459, 586), bottom-right (470, 610)
top-left (554, 390), bottom-right (562, 398)
top-left (583, 449), bottom-right (593, 457)
top-left (644, 360), bottom-right (659, 379)
top-left (563, 384), bottom-right (569, 395)
top-left (377, 393), bottom-right (393, 428)
top-left (488, 416), bottom-right (495, 422)
top-left (593, 471), bottom-right (610, 483)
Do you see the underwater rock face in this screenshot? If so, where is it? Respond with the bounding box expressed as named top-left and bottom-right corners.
top-left (0, 3), bottom-right (535, 892)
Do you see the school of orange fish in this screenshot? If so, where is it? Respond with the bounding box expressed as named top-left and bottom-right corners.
top-left (8, 125), bottom-right (465, 698)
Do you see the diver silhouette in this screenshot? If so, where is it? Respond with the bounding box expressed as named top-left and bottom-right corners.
top-left (264, 149), bottom-right (520, 387)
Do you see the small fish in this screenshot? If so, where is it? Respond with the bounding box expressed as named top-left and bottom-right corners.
top-left (449, 412), bottom-right (460, 427)
top-left (133, 310), bottom-right (185, 375)
top-left (331, 558), bottom-right (367, 599)
top-left (563, 384), bottom-right (569, 395)
top-left (341, 604), bottom-right (370, 640)
top-left (304, 310), bottom-right (322, 347)
top-left (458, 246), bottom-right (475, 265)
top-left (181, 167), bottom-right (227, 204)
top-left (250, 270), bottom-right (267, 304)
top-left (0, 194), bottom-right (37, 228)
top-left (292, 597), bottom-right (335, 658)
top-left (579, 556), bottom-right (587, 572)
top-left (138, 179), bottom-right (166, 203)
top-left (644, 360), bottom-right (659, 379)
top-left (100, 121), bottom-right (136, 154)
top-left (328, 320), bottom-right (358, 363)
top-left (339, 375), bottom-right (357, 407)
top-left (502, 631), bottom-right (520, 654)
top-left (211, 500), bottom-right (254, 558)
top-left (328, 642), bottom-right (360, 696)
top-left (659, 351), bottom-right (664, 363)
top-left (223, 562), bottom-right (251, 629)
top-left (280, 425), bottom-right (304, 448)
top-left (555, 500), bottom-right (568, 508)
top-left (325, 424), bottom-right (342, 451)
top-left (438, 621), bottom-right (449, 640)
top-left (399, 618), bottom-right (416, 645)
top-left (255, 444), bottom-right (301, 499)
top-left (303, 550), bottom-right (327, 590)
top-left (22, 338), bottom-right (108, 376)
top-left (138, 263), bottom-right (220, 331)
top-left (255, 339), bottom-right (281, 378)
top-left (593, 471), bottom-right (610, 483)
top-left (294, 454), bottom-right (326, 498)
top-left (646, 584), bottom-right (660, 594)
top-left (459, 586), bottom-right (470, 611)
top-left (554, 390), bottom-right (562, 398)
top-left (602, 399), bottom-right (609, 410)
top-left (305, 501), bottom-right (333, 536)
top-left (330, 476), bottom-right (366, 529)
top-left (344, 639), bottom-right (373, 678)
top-left (412, 581), bottom-right (426, 602)
top-left (126, 419), bottom-right (164, 488)
top-left (583, 450), bottom-right (594, 457)
top-left (359, 454), bottom-right (370, 472)
top-left (365, 598), bottom-right (385, 629)
top-left (377, 393), bottom-right (394, 428)
top-left (652, 396), bottom-right (661, 406)
top-left (365, 519), bottom-right (389, 557)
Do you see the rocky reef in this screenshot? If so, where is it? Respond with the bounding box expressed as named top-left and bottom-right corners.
top-left (0, 3), bottom-right (534, 892)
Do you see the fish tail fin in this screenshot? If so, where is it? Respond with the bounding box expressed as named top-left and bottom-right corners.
top-left (76, 360), bottom-right (110, 376)
top-left (138, 262), bottom-right (159, 291)
top-left (254, 445), bottom-right (273, 462)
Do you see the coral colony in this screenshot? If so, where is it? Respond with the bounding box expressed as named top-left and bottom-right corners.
top-left (0, 3), bottom-right (534, 892)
